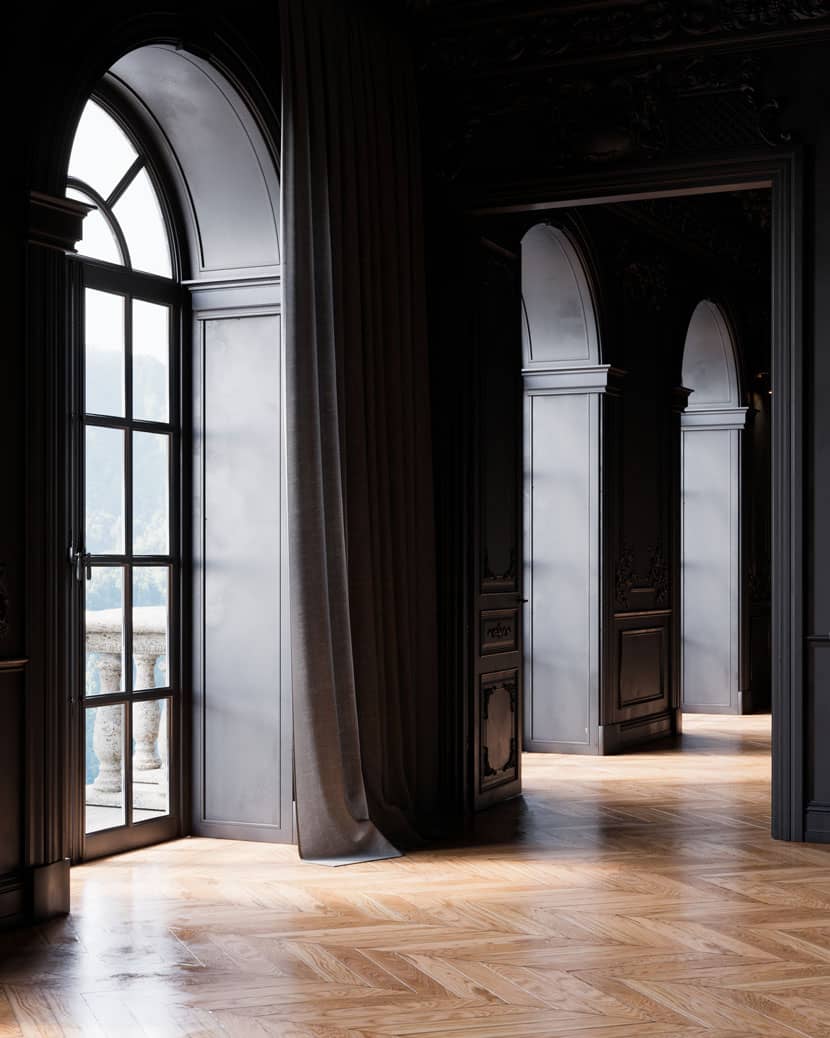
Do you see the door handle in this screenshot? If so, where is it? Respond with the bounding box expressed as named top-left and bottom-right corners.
top-left (69, 546), bottom-right (92, 582)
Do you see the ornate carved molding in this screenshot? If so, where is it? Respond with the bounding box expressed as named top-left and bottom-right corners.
top-left (615, 542), bottom-right (636, 610)
top-left (482, 546), bottom-right (517, 588)
top-left (483, 738), bottom-right (517, 778)
top-left (615, 541), bottom-right (670, 609)
top-left (417, 1), bottom-right (830, 77)
top-left (28, 192), bottom-right (91, 253)
top-left (426, 52), bottom-right (791, 182)
top-left (482, 673), bottom-right (518, 719)
top-left (648, 543), bottom-right (670, 608)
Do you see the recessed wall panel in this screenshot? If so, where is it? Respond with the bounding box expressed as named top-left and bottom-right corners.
top-left (525, 391), bottom-right (597, 747)
top-left (682, 427), bottom-right (739, 710)
top-left (203, 315), bottom-right (282, 826)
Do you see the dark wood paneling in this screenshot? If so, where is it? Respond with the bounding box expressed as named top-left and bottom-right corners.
top-left (612, 613), bottom-right (671, 722)
top-left (0, 666), bottom-right (25, 894)
top-left (471, 241), bottom-right (522, 810)
top-left (478, 668), bottom-right (519, 797)
top-left (480, 609), bottom-right (518, 656)
top-left (618, 627), bottom-right (665, 711)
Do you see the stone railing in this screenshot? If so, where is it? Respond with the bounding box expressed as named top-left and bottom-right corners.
top-left (86, 605), bottom-right (168, 812)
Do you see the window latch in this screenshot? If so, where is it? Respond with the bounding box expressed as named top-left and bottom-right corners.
top-left (68, 545), bottom-right (92, 582)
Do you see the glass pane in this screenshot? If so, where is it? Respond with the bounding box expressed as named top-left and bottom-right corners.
top-left (133, 567), bottom-right (169, 690)
top-left (133, 300), bottom-right (170, 422)
top-left (133, 433), bottom-right (169, 555)
top-left (85, 427), bottom-right (125, 555)
top-left (132, 698), bottom-right (170, 822)
top-left (68, 188), bottom-right (122, 266)
top-left (69, 100), bottom-right (137, 201)
top-left (84, 289), bottom-right (125, 417)
top-left (113, 168), bottom-right (172, 278)
top-left (85, 704), bottom-right (126, 834)
top-left (85, 567), bottom-right (125, 697)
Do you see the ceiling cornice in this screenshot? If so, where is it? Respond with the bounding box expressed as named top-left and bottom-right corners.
top-left (415, 1), bottom-right (830, 78)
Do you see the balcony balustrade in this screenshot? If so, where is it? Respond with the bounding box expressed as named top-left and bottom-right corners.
top-left (85, 605), bottom-right (168, 826)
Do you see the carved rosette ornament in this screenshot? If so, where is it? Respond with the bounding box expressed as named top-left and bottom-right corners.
top-left (648, 543), bottom-right (670, 607)
top-left (615, 542), bottom-right (636, 610)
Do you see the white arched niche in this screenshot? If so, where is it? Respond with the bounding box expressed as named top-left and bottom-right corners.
top-left (680, 301), bottom-right (749, 713)
top-left (521, 224), bottom-right (614, 753)
top-left (100, 46), bottom-right (292, 841)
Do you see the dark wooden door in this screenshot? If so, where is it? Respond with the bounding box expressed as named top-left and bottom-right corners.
top-left (472, 241), bottom-right (523, 809)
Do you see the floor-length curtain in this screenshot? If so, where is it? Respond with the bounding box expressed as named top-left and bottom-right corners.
top-left (281, 0), bottom-right (440, 863)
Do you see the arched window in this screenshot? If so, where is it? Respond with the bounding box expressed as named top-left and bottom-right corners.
top-left (68, 96), bottom-right (181, 857)
top-left (68, 99), bottom-right (173, 277)
top-left (65, 45), bottom-right (288, 863)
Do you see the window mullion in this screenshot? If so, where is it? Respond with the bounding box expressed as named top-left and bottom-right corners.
top-left (106, 157), bottom-right (144, 210)
top-left (125, 294), bottom-right (134, 699)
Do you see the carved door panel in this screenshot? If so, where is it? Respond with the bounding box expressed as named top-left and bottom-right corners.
top-left (472, 242), bottom-right (523, 810)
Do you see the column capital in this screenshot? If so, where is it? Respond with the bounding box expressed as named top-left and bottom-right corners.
top-left (28, 191), bottom-right (91, 253)
top-left (681, 406), bottom-right (751, 430)
top-left (672, 386), bottom-right (694, 413)
top-left (522, 364), bottom-right (627, 395)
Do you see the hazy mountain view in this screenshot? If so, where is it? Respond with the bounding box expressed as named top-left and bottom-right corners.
top-left (85, 347), bottom-right (170, 778)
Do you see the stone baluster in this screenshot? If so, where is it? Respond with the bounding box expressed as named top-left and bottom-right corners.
top-left (133, 668), bottom-right (162, 773)
top-left (92, 653), bottom-right (123, 794)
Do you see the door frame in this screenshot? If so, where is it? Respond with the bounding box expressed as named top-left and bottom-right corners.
top-left (466, 151), bottom-right (804, 841)
top-left (67, 259), bottom-right (186, 863)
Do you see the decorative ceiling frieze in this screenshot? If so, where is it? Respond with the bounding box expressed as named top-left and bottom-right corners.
top-left (424, 51), bottom-right (792, 182)
top-left (415, 0), bottom-right (830, 76)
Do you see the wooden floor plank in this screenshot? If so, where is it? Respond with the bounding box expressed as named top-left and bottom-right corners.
top-left (5, 714), bottom-right (830, 1036)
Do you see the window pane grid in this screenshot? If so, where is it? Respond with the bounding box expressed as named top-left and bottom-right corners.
top-left (81, 278), bottom-right (176, 837)
top-left (68, 100), bottom-right (173, 278)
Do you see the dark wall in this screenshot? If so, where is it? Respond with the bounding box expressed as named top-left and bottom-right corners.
top-left (416, 6), bottom-right (804, 816)
top-left (0, 93), bottom-right (28, 921)
top-left (585, 201), bottom-right (771, 731)
top-left (774, 46), bottom-right (830, 828)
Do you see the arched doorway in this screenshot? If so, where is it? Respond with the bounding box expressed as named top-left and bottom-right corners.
top-left (64, 44), bottom-right (291, 860)
top-left (521, 224), bottom-right (615, 753)
top-left (680, 301), bottom-right (751, 714)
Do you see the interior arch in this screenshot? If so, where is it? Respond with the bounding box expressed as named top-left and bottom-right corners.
top-left (520, 223), bottom-right (600, 371)
top-left (105, 44), bottom-right (280, 283)
top-left (682, 300), bottom-right (741, 410)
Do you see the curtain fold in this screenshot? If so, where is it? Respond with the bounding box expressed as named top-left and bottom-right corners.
top-left (281, 0), bottom-right (440, 863)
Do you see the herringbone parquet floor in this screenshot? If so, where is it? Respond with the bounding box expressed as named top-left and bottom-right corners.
top-left (6, 714), bottom-right (830, 1037)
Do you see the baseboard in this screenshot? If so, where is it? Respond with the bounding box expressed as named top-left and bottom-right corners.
top-left (524, 739), bottom-right (599, 755)
top-left (680, 691), bottom-right (770, 715)
top-left (804, 802), bottom-right (830, 843)
top-left (0, 873), bottom-right (25, 927)
top-left (598, 709), bottom-right (679, 755)
top-left (681, 702), bottom-right (737, 714)
top-left (30, 859), bottom-right (70, 920)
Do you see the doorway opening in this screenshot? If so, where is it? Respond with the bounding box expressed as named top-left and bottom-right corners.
top-left (471, 174), bottom-right (787, 832)
top-left (521, 192), bottom-right (771, 756)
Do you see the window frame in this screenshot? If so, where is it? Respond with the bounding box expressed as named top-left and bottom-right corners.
top-left (66, 91), bottom-right (190, 863)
